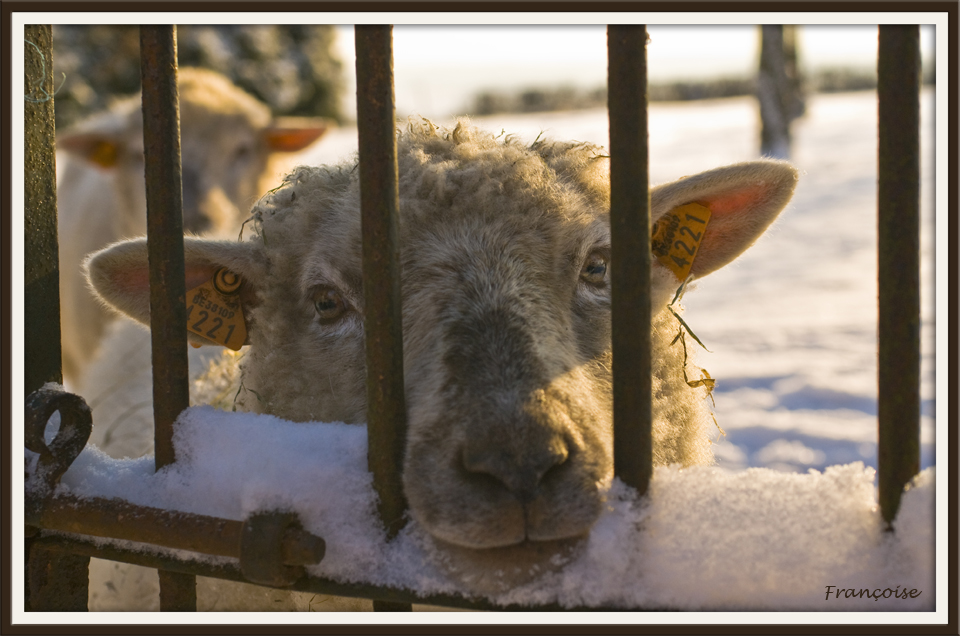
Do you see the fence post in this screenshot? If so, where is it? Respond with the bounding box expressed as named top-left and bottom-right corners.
top-left (139, 25), bottom-right (196, 610)
top-left (877, 25), bottom-right (921, 526)
top-left (23, 25), bottom-right (91, 611)
top-left (607, 25), bottom-right (653, 496)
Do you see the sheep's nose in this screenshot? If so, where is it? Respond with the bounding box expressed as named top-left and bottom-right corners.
top-left (461, 437), bottom-right (570, 503)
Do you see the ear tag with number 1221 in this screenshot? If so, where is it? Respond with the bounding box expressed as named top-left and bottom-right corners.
top-left (185, 268), bottom-right (247, 351)
top-left (651, 202), bottom-right (712, 281)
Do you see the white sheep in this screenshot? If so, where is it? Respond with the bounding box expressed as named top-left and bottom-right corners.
top-left (57, 66), bottom-right (328, 386)
top-left (83, 119), bottom-right (797, 609)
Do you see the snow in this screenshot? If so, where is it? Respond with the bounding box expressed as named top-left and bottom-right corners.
top-left (25, 89), bottom-right (941, 616)
top-left (33, 406), bottom-right (935, 612)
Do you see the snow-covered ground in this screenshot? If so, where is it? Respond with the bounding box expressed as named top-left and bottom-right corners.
top-left (24, 89), bottom-right (941, 619)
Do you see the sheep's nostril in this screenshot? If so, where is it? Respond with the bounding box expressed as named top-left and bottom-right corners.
top-left (540, 444), bottom-right (570, 481)
top-left (461, 440), bottom-right (570, 503)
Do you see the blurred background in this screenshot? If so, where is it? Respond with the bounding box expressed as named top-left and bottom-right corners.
top-left (52, 24), bottom-right (935, 129)
top-left (343, 24), bottom-right (935, 121)
top-left (52, 25), bottom-right (347, 130)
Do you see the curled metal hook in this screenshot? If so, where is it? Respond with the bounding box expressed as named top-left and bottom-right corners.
top-left (25, 387), bottom-right (92, 527)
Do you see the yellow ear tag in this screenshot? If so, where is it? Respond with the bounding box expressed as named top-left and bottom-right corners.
top-left (89, 141), bottom-right (118, 168)
top-left (651, 202), bottom-right (712, 281)
top-left (185, 268), bottom-right (247, 351)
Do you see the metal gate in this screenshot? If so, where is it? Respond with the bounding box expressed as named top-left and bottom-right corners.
top-left (23, 23), bottom-right (925, 612)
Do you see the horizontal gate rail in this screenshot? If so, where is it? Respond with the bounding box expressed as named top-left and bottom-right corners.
top-left (25, 494), bottom-right (325, 569)
top-left (30, 535), bottom-right (673, 612)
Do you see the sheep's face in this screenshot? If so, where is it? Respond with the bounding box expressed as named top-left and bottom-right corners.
top-left (86, 120), bottom-right (797, 592)
top-left (238, 127), bottom-right (637, 563)
top-left (398, 168), bottom-right (618, 554)
top-left (235, 127), bottom-right (624, 570)
top-left (58, 67), bottom-right (326, 239)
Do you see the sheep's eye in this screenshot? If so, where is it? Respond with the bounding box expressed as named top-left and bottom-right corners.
top-left (580, 252), bottom-right (608, 286)
top-left (233, 144), bottom-right (253, 162)
top-left (313, 287), bottom-right (348, 323)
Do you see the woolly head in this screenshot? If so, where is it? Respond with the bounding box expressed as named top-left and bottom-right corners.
top-left (86, 119), bottom-right (797, 592)
top-left (58, 67), bottom-right (328, 237)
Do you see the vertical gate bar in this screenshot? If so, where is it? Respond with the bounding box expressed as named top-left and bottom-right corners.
top-left (354, 26), bottom-right (408, 538)
top-left (139, 25), bottom-right (196, 610)
top-left (607, 25), bottom-right (653, 495)
top-left (355, 24), bottom-right (412, 613)
top-left (877, 25), bottom-right (922, 526)
top-left (140, 26), bottom-right (189, 470)
top-left (23, 24), bottom-right (90, 611)
top-left (26, 544), bottom-right (89, 612)
top-left (24, 25), bottom-right (62, 395)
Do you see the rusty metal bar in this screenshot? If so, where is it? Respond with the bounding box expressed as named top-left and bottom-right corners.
top-left (26, 543), bottom-right (89, 612)
top-left (607, 25), bottom-right (653, 496)
top-left (354, 25), bottom-right (408, 540)
top-left (24, 25), bottom-right (62, 395)
top-left (877, 25), bottom-right (922, 526)
top-left (25, 494), bottom-right (324, 569)
top-left (139, 25), bottom-right (195, 610)
top-left (28, 495), bottom-right (242, 555)
top-left (154, 571), bottom-right (192, 612)
top-left (23, 25), bottom-right (91, 612)
top-left (373, 600), bottom-right (414, 612)
top-left (140, 25), bottom-right (188, 470)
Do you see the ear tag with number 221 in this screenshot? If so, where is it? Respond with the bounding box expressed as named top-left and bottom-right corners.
top-left (651, 202), bottom-right (712, 281)
top-left (185, 268), bottom-right (247, 351)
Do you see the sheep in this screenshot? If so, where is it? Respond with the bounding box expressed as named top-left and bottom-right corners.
top-left (57, 66), bottom-right (328, 387)
top-left (83, 119), bottom-right (797, 607)
top-left (78, 319), bottom-right (226, 459)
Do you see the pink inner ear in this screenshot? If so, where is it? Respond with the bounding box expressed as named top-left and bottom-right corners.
top-left (699, 184), bottom-right (769, 215)
top-left (264, 127), bottom-right (327, 153)
top-left (113, 268), bottom-right (151, 295)
top-left (185, 263), bottom-right (217, 291)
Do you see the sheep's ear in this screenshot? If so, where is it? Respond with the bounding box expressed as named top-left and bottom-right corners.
top-left (262, 117), bottom-right (329, 153)
top-left (650, 160), bottom-right (798, 280)
top-left (84, 237), bottom-right (264, 347)
top-left (58, 131), bottom-right (123, 170)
